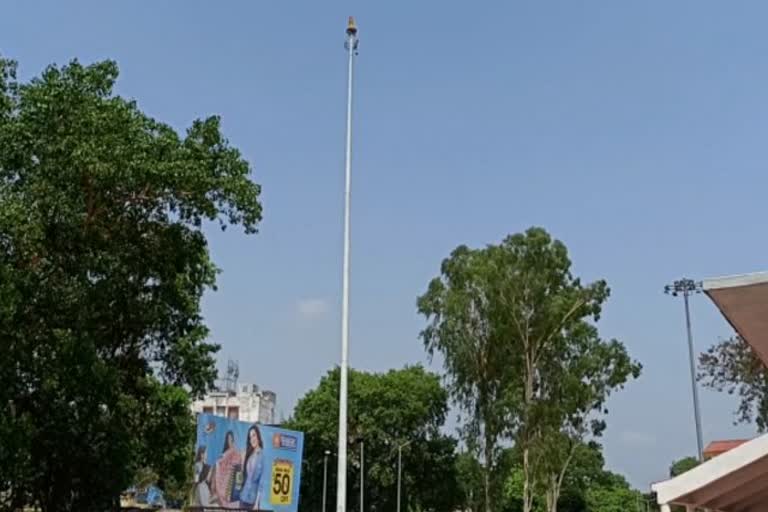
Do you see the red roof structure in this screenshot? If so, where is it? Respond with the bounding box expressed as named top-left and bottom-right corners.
top-left (704, 440), bottom-right (750, 460)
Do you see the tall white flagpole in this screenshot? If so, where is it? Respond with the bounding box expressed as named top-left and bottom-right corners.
top-left (336, 15), bottom-right (358, 512)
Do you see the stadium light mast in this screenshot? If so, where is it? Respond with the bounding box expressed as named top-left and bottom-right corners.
top-left (664, 278), bottom-right (705, 461)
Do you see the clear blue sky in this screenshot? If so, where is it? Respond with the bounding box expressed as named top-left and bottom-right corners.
top-left (4, 0), bottom-right (767, 490)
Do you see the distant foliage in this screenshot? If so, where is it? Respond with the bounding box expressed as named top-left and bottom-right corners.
top-left (669, 457), bottom-right (699, 478)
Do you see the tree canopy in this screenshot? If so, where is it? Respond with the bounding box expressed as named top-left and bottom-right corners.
top-left (503, 441), bottom-right (644, 512)
top-left (418, 228), bottom-right (641, 512)
top-left (0, 56), bottom-right (261, 511)
top-left (669, 457), bottom-right (699, 478)
top-left (699, 336), bottom-right (768, 431)
top-left (286, 365), bottom-right (462, 512)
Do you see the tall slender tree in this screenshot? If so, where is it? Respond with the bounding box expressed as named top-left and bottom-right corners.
top-left (418, 243), bottom-right (515, 512)
top-left (418, 228), bottom-right (640, 512)
top-left (531, 318), bottom-right (640, 512)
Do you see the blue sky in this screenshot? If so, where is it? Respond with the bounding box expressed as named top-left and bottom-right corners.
top-left (4, 0), bottom-right (768, 490)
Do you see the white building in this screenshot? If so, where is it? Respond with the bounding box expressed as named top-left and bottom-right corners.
top-left (191, 383), bottom-right (276, 424)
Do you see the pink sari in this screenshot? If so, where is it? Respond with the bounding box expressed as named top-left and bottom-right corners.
top-left (214, 447), bottom-right (242, 508)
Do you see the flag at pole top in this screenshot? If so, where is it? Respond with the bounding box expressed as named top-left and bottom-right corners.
top-left (347, 16), bottom-right (358, 35)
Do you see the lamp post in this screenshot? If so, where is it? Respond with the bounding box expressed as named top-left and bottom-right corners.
top-left (359, 438), bottom-right (365, 512)
top-left (336, 16), bottom-right (359, 512)
top-left (323, 450), bottom-right (331, 512)
top-left (664, 278), bottom-right (705, 461)
top-left (396, 440), bottom-right (412, 512)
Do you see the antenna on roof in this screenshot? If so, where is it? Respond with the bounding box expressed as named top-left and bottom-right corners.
top-left (222, 359), bottom-right (239, 394)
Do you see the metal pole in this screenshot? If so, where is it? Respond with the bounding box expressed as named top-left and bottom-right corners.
top-left (396, 440), bottom-right (411, 512)
top-left (360, 440), bottom-right (364, 512)
top-left (397, 445), bottom-right (402, 512)
top-left (323, 451), bottom-right (330, 512)
top-left (360, 439), bottom-right (365, 512)
top-left (665, 279), bottom-right (705, 462)
top-left (336, 16), bottom-right (358, 512)
top-left (684, 290), bottom-right (705, 461)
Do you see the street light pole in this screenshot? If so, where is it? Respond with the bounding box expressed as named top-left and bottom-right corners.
top-left (396, 441), bottom-right (412, 512)
top-left (360, 439), bottom-right (365, 512)
top-left (664, 278), bottom-right (705, 461)
top-left (683, 287), bottom-right (705, 461)
top-left (336, 16), bottom-right (359, 512)
top-left (323, 450), bottom-right (331, 512)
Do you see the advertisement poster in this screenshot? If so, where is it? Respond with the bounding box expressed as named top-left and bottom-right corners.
top-left (191, 414), bottom-right (304, 512)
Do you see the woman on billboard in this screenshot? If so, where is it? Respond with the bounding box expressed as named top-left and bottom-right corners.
top-left (239, 424), bottom-right (264, 510)
top-left (213, 430), bottom-right (242, 507)
top-left (192, 446), bottom-right (212, 506)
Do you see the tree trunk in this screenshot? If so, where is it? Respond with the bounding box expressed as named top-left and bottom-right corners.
top-left (546, 474), bottom-right (560, 512)
top-left (523, 446), bottom-right (532, 512)
top-left (484, 431), bottom-right (493, 512)
top-left (547, 441), bottom-right (576, 512)
top-left (484, 467), bottom-right (491, 512)
top-left (522, 353), bottom-right (535, 512)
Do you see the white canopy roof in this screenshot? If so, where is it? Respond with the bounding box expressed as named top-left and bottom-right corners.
top-left (652, 433), bottom-right (768, 511)
top-left (703, 272), bottom-right (768, 366)
top-left (653, 271), bottom-right (768, 511)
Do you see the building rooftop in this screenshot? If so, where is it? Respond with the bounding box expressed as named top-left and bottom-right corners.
top-left (704, 440), bottom-right (750, 460)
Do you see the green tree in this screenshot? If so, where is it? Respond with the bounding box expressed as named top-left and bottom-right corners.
top-left (699, 336), bottom-right (768, 431)
top-left (504, 442), bottom-right (643, 512)
top-left (642, 493), bottom-right (661, 512)
top-left (0, 56), bottom-right (261, 511)
top-left (584, 480), bottom-right (643, 512)
top-left (286, 366), bottom-right (461, 512)
top-left (457, 448), bottom-right (519, 512)
top-left (135, 381), bottom-right (197, 501)
top-left (669, 457), bottom-right (699, 478)
top-left (531, 321), bottom-right (640, 512)
top-left (417, 240), bottom-right (519, 512)
top-left (418, 228), bottom-right (640, 512)
top-left (663, 457), bottom-right (701, 512)
top-left (456, 451), bottom-right (484, 512)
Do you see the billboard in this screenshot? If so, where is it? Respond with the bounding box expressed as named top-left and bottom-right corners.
top-left (191, 414), bottom-right (304, 512)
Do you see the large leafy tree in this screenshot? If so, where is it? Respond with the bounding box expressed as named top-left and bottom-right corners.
top-left (504, 442), bottom-right (643, 512)
top-left (418, 228), bottom-right (640, 512)
top-left (0, 57), bottom-right (261, 511)
top-left (286, 366), bottom-right (461, 512)
top-left (699, 335), bottom-right (768, 431)
top-left (417, 240), bottom-right (517, 512)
